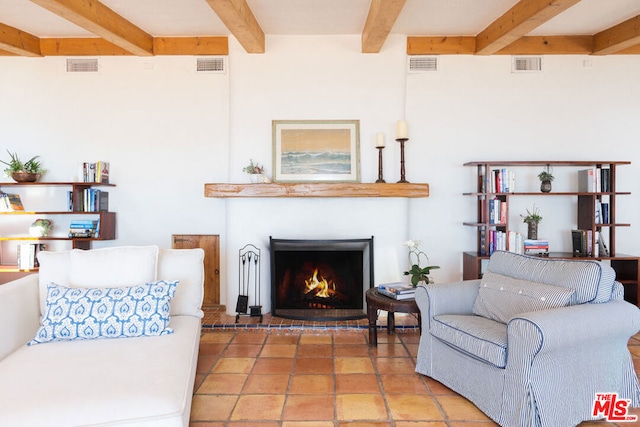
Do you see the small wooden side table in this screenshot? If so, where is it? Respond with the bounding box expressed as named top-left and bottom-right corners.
top-left (365, 287), bottom-right (421, 347)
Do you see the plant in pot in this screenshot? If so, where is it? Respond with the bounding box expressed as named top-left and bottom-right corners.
top-left (538, 167), bottom-right (554, 193)
top-left (521, 205), bottom-right (542, 240)
top-left (1, 150), bottom-right (45, 182)
top-left (242, 159), bottom-right (270, 183)
top-left (402, 240), bottom-right (440, 286)
top-left (29, 218), bottom-right (53, 237)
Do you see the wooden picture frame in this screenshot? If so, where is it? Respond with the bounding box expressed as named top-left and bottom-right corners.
top-left (272, 120), bottom-right (360, 183)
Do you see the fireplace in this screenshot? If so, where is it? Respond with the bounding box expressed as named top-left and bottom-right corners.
top-left (270, 237), bottom-right (373, 320)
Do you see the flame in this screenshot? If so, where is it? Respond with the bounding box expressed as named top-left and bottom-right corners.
top-left (304, 268), bottom-right (335, 298)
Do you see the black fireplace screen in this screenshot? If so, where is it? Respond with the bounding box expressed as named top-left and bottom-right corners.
top-left (270, 237), bottom-right (373, 321)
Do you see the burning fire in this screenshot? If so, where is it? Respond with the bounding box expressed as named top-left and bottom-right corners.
top-left (304, 268), bottom-right (336, 298)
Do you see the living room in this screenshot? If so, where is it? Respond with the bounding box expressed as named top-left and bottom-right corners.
top-left (3, 31), bottom-right (639, 312)
top-left (2, 1), bottom-right (640, 425)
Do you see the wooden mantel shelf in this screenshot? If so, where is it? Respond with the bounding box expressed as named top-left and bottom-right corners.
top-left (204, 182), bottom-right (429, 198)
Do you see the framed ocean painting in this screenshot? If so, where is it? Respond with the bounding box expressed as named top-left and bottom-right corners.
top-left (272, 120), bottom-right (360, 183)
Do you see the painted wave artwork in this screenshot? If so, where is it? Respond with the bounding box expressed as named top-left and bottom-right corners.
top-left (282, 151), bottom-right (351, 175)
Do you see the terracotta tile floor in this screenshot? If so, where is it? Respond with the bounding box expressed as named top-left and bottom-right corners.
top-left (191, 307), bottom-right (640, 426)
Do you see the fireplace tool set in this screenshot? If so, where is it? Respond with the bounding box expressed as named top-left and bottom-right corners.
top-left (236, 243), bottom-right (263, 323)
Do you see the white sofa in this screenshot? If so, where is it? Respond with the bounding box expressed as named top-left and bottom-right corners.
top-left (0, 245), bottom-right (205, 427)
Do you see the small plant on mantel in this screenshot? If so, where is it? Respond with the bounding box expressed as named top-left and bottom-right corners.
top-left (243, 159), bottom-right (271, 183)
top-left (242, 159), bottom-right (264, 175)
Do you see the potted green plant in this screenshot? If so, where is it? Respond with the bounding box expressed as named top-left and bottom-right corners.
top-left (402, 240), bottom-right (440, 286)
top-left (29, 218), bottom-right (53, 237)
top-left (521, 205), bottom-right (542, 239)
top-left (1, 150), bottom-right (45, 182)
top-left (243, 159), bottom-right (270, 183)
top-left (538, 167), bottom-right (554, 193)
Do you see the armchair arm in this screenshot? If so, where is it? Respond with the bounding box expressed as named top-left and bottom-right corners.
top-left (0, 274), bottom-right (41, 361)
top-left (503, 301), bottom-right (640, 426)
top-left (414, 279), bottom-right (481, 322)
top-left (509, 300), bottom-right (640, 353)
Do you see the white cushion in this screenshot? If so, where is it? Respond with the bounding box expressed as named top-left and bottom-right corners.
top-left (37, 250), bottom-right (72, 315)
top-left (29, 281), bottom-right (177, 345)
top-left (157, 248), bottom-right (205, 318)
top-left (69, 245), bottom-right (159, 287)
top-left (473, 271), bottom-right (576, 324)
top-left (37, 246), bottom-right (159, 315)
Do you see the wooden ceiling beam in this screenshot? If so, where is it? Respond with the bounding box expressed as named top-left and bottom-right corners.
top-left (593, 14), bottom-right (640, 55)
top-left (30, 0), bottom-right (154, 56)
top-left (495, 35), bottom-right (592, 55)
top-left (40, 38), bottom-right (131, 55)
top-left (0, 22), bottom-right (42, 57)
top-left (475, 0), bottom-right (582, 55)
top-left (362, 0), bottom-right (407, 53)
top-left (153, 37), bottom-right (229, 55)
top-left (407, 36), bottom-right (475, 55)
top-left (407, 35), bottom-right (593, 55)
top-left (205, 0), bottom-right (264, 53)
top-left (37, 36), bottom-right (229, 56)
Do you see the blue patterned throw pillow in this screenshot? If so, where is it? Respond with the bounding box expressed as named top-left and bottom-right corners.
top-left (29, 280), bottom-right (178, 345)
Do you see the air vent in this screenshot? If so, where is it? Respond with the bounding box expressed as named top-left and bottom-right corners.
top-left (66, 58), bottom-right (99, 73)
top-left (408, 56), bottom-right (438, 73)
top-left (512, 56), bottom-right (542, 73)
top-left (196, 57), bottom-right (226, 73)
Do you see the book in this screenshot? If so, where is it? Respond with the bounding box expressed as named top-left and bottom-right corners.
top-left (68, 219), bottom-right (100, 238)
top-left (17, 243), bottom-right (46, 270)
top-left (571, 229), bottom-right (593, 256)
top-left (600, 168), bottom-right (610, 192)
top-left (96, 161), bottom-right (110, 184)
top-left (595, 201), bottom-right (602, 224)
top-left (377, 287), bottom-right (415, 300)
top-left (83, 161), bottom-right (110, 183)
top-left (578, 168), bottom-right (597, 192)
top-left (377, 282), bottom-right (416, 300)
top-left (0, 193), bottom-right (24, 211)
top-left (597, 231), bottom-right (610, 257)
top-left (378, 282), bottom-right (415, 294)
top-left (601, 202), bottom-right (609, 224)
top-left (572, 230), bottom-right (586, 256)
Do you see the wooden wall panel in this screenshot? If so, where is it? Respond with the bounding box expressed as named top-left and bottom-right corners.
top-left (172, 234), bottom-right (220, 307)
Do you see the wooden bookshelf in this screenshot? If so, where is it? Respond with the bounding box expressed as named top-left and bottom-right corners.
top-left (0, 181), bottom-right (116, 274)
top-left (463, 161), bottom-right (639, 305)
top-left (204, 182), bottom-right (430, 198)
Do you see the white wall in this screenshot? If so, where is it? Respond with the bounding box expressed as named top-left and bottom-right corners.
top-left (1, 38), bottom-right (639, 314)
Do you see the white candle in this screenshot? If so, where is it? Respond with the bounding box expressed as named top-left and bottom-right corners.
top-left (375, 133), bottom-right (385, 148)
top-left (396, 120), bottom-right (408, 139)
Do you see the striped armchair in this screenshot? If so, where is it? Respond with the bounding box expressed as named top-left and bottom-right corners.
top-left (415, 251), bottom-right (640, 427)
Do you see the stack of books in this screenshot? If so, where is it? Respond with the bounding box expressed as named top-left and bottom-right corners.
top-left (524, 239), bottom-right (549, 256)
top-left (377, 282), bottom-right (416, 300)
top-left (68, 219), bottom-right (100, 238)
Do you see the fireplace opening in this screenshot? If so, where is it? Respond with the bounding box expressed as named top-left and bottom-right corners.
top-left (270, 237), bottom-right (373, 321)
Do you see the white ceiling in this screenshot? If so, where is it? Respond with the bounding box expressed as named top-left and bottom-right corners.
top-left (2, 0), bottom-right (640, 40)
